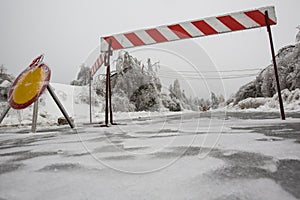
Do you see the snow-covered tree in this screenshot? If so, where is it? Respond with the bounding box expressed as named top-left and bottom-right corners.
top-left (210, 92), bottom-right (219, 109)
top-left (71, 64), bottom-right (90, 86)
top-left (130, 83), bottom-right (160, 111)
top-left (0, 65), bottom-right (14, 101)
top-left (94, 51), bottom-right (162, 112)
top-left (0, 64), bottom-right (7, 75)
top-left (234, 29), bottom-right (300, 104)
top-left (296, 25), bottom-right (300, 44)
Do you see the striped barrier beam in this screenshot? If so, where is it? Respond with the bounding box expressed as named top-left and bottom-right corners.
top-left (101, 6), bottom-right (276, 52)
top-left (90, 53), bottom-right (104, 77)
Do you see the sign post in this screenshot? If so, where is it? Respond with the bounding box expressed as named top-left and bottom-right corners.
top-left (31, 100), bottom-right (39, 133)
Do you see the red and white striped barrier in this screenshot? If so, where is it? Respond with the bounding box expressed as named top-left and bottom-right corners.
top-left (90, 53), bottom-right (104, 77)
top-left (101, 6), bottom-right (276, 52)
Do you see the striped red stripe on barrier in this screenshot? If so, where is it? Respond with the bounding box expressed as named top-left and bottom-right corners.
top-left (101, 6), bottom-right (277, 52)
top-left (90, 53), bottom-right (104, 77)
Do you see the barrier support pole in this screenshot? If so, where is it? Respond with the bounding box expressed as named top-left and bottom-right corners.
top-left (104, 39), bottom-right (113, 126)
top-left (265, 10), bottom-right (285, 120)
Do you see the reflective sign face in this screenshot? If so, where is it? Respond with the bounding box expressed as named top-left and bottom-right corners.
top-left (8, 63), bottom-right (51, 109)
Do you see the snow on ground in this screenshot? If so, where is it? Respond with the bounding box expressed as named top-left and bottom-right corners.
top-left (1, 83), bottom-right (300, 200)
top-left (0, 111), bottom-right (300, 200)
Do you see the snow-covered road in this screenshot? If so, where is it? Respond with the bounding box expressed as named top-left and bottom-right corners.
top-left (0, 112), bottom-right (300, 200)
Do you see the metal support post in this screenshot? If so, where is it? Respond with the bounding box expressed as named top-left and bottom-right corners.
top-left (108, 64), bottom-right (114, 125)
top-left (265, 10), bottom-right (286, 120)
top-left (47, 84), bottom-right (75, 128)
top-left (105, 64), bottom-right (109, 126)
top-left (31, 100), bottom-right (39, 133)
top-left (104, 39), bottom-right (113, 126)
top-left (0, 105), bottom-right (10, 124)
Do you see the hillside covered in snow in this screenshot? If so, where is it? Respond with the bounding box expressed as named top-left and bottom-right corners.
top-left (233, 29), bottom-right (300, 105)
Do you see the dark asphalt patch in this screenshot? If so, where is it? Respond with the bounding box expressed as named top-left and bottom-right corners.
top-left (209, 151), bottom-right (300, 199)
top-left (11, 151), bottom-right (58, 162)
top-left (103, 155), bottom-right (135, 160)
top-left (273, 159), bottom-right (300, 199)
top-left (152, 146), bottom-right (300, 198)
top-left (0, 162), bottom-right (24, 175)
top-left (93, 145), bottom-right (124, 153)
top-left (231, 122), bottom-right (300, 142)
top-left (38, 163), bottom-right (83, 172)
top-left (152, 146), bottom-right (215, 159)
top-left (93, 145), bottom-right (148, 154)
top-left (0, 150), bottom-right (30, 157)
top-left (0, 134), bottom-right (56, 150)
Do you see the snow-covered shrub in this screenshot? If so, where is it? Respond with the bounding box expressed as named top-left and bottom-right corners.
top-left (161, 93), bottom-right (181, 111)
top-left (130, 83), bottom-right (160, 111)
top-left (238, 97), bottom-right (270, 109)
top-left (112, 93), bottom-right (135, 112)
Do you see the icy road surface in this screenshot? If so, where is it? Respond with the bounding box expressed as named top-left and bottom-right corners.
top-left (0, 112), bottom-right (300, 200)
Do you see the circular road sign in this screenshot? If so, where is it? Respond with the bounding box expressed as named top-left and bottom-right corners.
top-left (8, 61), bottom-right (51, 109)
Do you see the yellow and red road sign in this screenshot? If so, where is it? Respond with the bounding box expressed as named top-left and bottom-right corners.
top-left (8, 58), bottom-right (51, 109)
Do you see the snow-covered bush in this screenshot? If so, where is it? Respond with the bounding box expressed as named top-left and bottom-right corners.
top-left (112, 93), bottom-right (135, 112)
top-left (161, 93), bottom-right (181, 111)
top-left (237, 97), bottom-right (270, 109)
top-left (130, 83), bottom-right (160, 111)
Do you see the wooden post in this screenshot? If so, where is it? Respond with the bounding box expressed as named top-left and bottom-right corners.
top-left (265, 10), bottom-right (286, 120)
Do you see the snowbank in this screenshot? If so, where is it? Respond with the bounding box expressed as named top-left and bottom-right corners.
top-left (227, 89), bottom-right (300, 111)
top-left (0, 82), bottom-right (187, 127)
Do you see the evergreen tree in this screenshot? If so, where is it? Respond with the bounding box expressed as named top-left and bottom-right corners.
top-left (210, 92), bottom-right (219, 109)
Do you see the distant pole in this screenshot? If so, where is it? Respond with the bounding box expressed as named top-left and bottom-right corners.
top-left (265, 10), bottom-right (286, 120)
top-left (31, 100), bottom-right (39, 133)
top-left (89, 75), bottom-right (92, 123)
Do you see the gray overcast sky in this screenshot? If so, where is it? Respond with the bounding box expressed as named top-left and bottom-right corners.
top-left (1, 0), bottom-right (299, 97)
